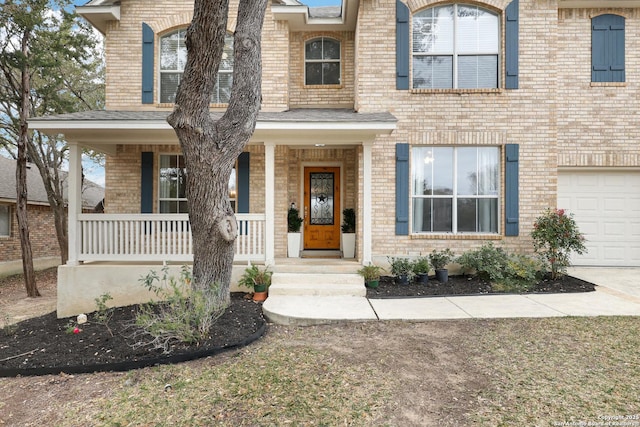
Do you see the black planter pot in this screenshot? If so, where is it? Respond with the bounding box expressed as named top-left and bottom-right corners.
top-left (396, 275), bottom-right (409, 285)
top-left (435, 269), bottom-right (448, 283)
top-left (416, 273), bottom-right (429, 284)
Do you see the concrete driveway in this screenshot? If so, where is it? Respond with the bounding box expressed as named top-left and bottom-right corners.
top-left (568, 267), bottom-right (640, 301)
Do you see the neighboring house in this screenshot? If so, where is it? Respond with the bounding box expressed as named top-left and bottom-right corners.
top-left (0, 156), bottom-right (104, 276)
top-left (30, 0), bottom-right (640, 316)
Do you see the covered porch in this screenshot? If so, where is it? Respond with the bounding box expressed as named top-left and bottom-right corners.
top-left (31, 109), bottom-right (396, 316)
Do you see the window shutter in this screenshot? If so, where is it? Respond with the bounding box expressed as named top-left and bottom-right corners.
top-left (142, 23), bottom-right (155, 104)
top-left (396, 0), bottom-right (410, 90)
top-left (237, 152), bottom-right (250, 213)
top-left (395, 143), bottom-right (410, 235)
top-left (504, 144), bottom-right (519, 236)
top-left (141, 152), bottom-right (154, 213)
top-left (505, 0), bottom-right (519, 89)
top-left (592, 14), bottom-right (625, 83)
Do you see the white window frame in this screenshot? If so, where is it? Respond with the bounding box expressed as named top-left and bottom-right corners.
top-left (157, 154), bottom-right (238, 214)
top-left (159, 29), bottom-right (234, 104)
top-left (412, 4), bottom-right (500, 89)
top-left (304, 37), bottom-right (341, 86)
top-left (411, 146), bottom-right (500, 234)
top-left (0, 204), bottom-right (10, 237)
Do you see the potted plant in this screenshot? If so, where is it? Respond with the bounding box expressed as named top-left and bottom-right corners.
top-left (238, 264), bottom-right (272, 301)
top-left (429, 248), bottom-right (454, 283)
top-left (388, 256), bottom-right (413, 285)
top-left (357, 264), bottom-right (384, 289)
top-left (412, 256), bottom-right (430, 284)
top-left (341, 208), bottom-right (356, 258)
top-left (287, 205), bottom-right (303, 258)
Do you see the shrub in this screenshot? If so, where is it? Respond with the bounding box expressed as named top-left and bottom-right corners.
top-left (357, 264), bottom-right (384, 281)
top-left (238, 264), bottom-right (272, 292)
top-left (287, 207), bottom-right (303, 232)
top-left (412, 257), bottom-right (431, 275)
top-left (341, 208), bottom-right (356, 233)
top-left (531, 208), bottom-right (587, 279)
top-left (493, 254), bottom-right (544, 293)
top-left (428, 248), bottom-right (454, 270)
top-left (133, 265), bottom-right (225, 353)
top-left (388, 257), bottom-right (414, 279)
top-left (456, 242), bottom-right (509, 283)
top-left (93, 292), bottom-right (115, 336)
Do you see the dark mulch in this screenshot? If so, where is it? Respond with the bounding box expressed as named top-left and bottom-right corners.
top-left (367, 274), bottom-right (596, 298)
top-left (0, 293), bottom-right (265, 376)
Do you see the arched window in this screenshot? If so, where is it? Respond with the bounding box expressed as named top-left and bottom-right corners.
top-left (412, 4), bottom-right (499, 89)
top-left (159, 30), bottom-right (234, 103)
top-left (305, 37), bottom-right (341, 85)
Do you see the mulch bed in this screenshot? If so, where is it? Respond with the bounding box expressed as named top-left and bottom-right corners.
top-left (0, 293), bottom-right (265, 376)
top-left (367, 274), bottom-right (596, 298)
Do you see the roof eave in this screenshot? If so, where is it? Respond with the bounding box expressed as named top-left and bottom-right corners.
top-left (76, 4), bottom-right (121, 35)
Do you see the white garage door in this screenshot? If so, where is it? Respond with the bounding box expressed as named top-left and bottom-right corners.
top-left (558, 170), bottom-right (640, 267)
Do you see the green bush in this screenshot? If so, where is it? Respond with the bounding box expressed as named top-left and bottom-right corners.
top-left (457, 243), bottom-right (544, 293)
top-left (388, 257), bottom-right (414, 279)
top-left (133, 265), bottom-right (225, 353)
top-left (412, 257), bottom-right (431, 275)
top-left (531, 208), bottom-right (587, 279)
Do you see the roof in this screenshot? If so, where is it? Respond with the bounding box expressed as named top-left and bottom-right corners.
top-left (30, 108), bottom-right (397, 154)
top-left (0, 156), bottom-right (104, 210)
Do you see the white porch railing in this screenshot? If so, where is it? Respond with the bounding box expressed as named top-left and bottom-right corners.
top-left (77, 213), bottom-right (265, 262)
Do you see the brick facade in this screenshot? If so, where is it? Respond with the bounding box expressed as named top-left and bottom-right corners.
top-left (0, 204), bottom-right (61, 263)
top-left (100, 0), bottom-right (640, 261)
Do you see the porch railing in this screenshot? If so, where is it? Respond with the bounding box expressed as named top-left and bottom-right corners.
top-left (77, 213), bottom-right (265, 262)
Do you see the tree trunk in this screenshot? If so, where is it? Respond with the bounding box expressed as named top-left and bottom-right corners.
top-left (167, 0), bottom-right (267, 309)
top-left (17, 29), bottom-right (38, 297)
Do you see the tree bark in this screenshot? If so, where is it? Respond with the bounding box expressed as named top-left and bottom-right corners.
top-left (167, 0), bottom-right (267, 308)
top-left (17, 29), bottom-right (39, 297)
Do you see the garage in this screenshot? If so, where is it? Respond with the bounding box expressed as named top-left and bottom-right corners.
top-left (557, 170), bottom-right (640, 267)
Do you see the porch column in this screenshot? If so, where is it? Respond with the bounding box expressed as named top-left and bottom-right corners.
top-left (363, 141), bottom-right (373, 265)
top-left (67, 142), bottom-right (82, 265)
top-left (264, 141), bottom-right (276, 265)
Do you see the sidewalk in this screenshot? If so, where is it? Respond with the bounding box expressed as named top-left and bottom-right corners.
top-left (262, 268), bottom-right (640, 326)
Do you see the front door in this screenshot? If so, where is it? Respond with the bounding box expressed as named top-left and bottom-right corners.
top-left (303, 166), bottom-right (341, 250)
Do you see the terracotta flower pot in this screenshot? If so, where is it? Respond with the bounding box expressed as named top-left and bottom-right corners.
top-left (253, 291), bottom-right (268, 302)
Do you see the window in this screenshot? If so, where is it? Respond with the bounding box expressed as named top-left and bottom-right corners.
top-left (305, 37), bottom-right (341, 85)
top-left (411, 146), bottom-right (499, 233)
top-left (592, 14), bottom-right (625, 83)
top-left (160, 30), bottom-right (234, 103)
top-left (412, 4), bottom-right (499, 89)
top-left (158, 154), bottom-right (237, 213)
top-left (0, 205), bottom-right (10, 236)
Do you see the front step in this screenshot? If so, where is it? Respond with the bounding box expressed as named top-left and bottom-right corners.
top-left (269, 272), bottom-right (365, 297)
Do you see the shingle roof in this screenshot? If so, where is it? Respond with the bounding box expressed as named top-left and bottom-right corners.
top-left (0, 156), bottom-right (104, 209)
top-left (30, 108), bottom-right (397, 124)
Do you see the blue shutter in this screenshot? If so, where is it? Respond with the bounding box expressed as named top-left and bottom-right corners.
top-left (237, 152), bottom-right (250, 213)
top-left (142, 23), bottom-right (155, 104)
top-left (505, 0), bottom-right (519, 89)
top-left (592, 14), bottom-right (625, 83)
top-left (395, 143), bottom-right (410, 235)
top-left (504, 144), bottom-right (519, 236)
top-left (396, 0), bottom-right (410, 90)
top-left (141, 152), bottom-right (154, 213)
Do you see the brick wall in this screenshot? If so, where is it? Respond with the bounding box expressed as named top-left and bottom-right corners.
top-left (0, 204), bottom-right (60, 263)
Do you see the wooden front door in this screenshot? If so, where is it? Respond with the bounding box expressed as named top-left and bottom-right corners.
top-left (303, 167), bottom-right (341, 250)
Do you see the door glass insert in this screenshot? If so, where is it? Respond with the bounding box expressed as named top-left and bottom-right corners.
top-left (310, 172), bottom-right (334, 225)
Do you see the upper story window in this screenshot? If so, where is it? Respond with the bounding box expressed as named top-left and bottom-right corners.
top-left (412, 4), bottom-right (499, 89)
top-left (0, 205), bottom-right (10, 237)
top-left (305, 37), bottom-right (341, 85)
top-left (159, 30), bottom-right (234, 103)
top-left (592, 14), bottom-right (625, 83)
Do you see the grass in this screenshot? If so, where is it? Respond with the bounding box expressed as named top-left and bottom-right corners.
top-left (20, 316), bottom-right (640, 426)
top-left (470, 317), bottom-right (640, 426)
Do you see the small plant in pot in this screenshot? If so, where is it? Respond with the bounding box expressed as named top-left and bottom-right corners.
top-left (357, 264), bottom-right (384, 289)
top-left (287, 205), bottom-right (303, 257)
top-left (388, 257), bottom-right (414, 285)
top-left (412, 257), bottom-right (430, 284)
top-left (341, 208), bottom-right (356, 258)
top-left (238, 264), bottom-right (272, 302)
top-left (429, 248), bottom-right (454, 283)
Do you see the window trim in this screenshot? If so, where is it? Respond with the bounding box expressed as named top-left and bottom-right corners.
top-left (410, 146), bottom-right (501, 235)
top-left (0, 204), bottom-right (10, 237)
top-left (304, 36), bottom-right (342, 87)
top-left (411, 3), bottom-right (501, 90)
top-left (158, 29), bottom-right (234, 104)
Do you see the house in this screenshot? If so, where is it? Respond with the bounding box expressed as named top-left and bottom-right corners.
top-left (0, 156), bottom-right (104, 276)
top-left (30, 0), bottom-right (640, 316)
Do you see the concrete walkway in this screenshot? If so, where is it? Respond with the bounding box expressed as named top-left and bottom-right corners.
top-left (262, 267), bottom-right (640, 326)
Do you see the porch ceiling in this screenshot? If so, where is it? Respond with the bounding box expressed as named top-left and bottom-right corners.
top-left (30, 109), bottom-right (396, 155)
